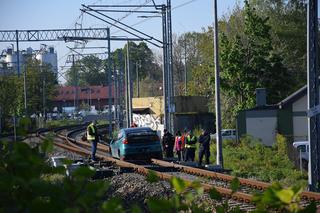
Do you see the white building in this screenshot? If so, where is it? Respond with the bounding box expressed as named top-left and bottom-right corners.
top-left (237, 86), bottom-right (310, 146)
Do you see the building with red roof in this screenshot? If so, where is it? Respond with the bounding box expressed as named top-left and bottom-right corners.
top-left (53, 85), bottom-right (115, 112)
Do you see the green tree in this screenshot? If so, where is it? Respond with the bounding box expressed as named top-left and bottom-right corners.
top-left (219, 1), bottom-right (293, 126)
top-left (65, 55), bottom-right (105, 86)
top-left (249, 0), bottom-right (307, 89)
top-left (0, 74), bottom-right (23, 132)
top-left (25, 58), bottom-right (58, 115)
top-left (173, 32), bottom-right (204, 95)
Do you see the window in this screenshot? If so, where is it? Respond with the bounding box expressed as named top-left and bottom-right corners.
top-left (66, 91), bottom-right (69, 94)
top-left (117, 131), bottom-right (123, 140)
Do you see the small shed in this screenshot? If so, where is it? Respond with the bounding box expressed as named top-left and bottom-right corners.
top-left (237, 86), bottom-right (308, 146)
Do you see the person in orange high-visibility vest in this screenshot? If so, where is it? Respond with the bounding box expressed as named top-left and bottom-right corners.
top-left (87, 120), bottom-right (99, 161)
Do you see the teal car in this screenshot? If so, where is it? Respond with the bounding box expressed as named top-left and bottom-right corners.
top-left (110, 127), bottom-right (163, 160)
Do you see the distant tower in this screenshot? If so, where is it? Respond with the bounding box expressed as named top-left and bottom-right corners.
top-left (36, 45), bottom-right (58, 74)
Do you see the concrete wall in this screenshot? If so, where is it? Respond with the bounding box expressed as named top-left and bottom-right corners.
top-left (243, 110), bottom-right (278, 146)
top-left (246, 116), bottom-right (277, 146)
top-left (132, 97), bottom-right (163, 116)
top-left (292, 95), bottom-right (307, 112)
top-left (174, 113), bottom-right (215, 133)
top-left (292, 94), bottom-right (308, 141)
top-left (174, 96), bottom-right (209, 113)
top-left (293, 116), bottom-right (308, 141)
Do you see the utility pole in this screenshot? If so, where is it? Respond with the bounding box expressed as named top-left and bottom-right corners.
top-left (136, 61), bottom-right (140, 98)
top-left (126, 41), bottom-right (133, 126)
top-left (167, 0), bottom-right (174, 134)
top-left (161, 5), bottom-right (169, 131)
top-left (213, 0), bottom-right (223, 168)
top-left (118, 51), bottom-right (124, 128)
top-left (184, 38), bottom-right (187, 96)
top-left (107, 28), bottom-right (112, 139)
top-left (307, 0), bottom-right (320, 192)
top-left (41, 66), bottom-right (46, 124)
top-left (23, 64), bottom-right (27, 115)
top-left (16, 30), bottom-right (20, 77)
top-left (72, 54), bottom-right (77, 112)
top-left (114, 63), bottom-right (118, 126)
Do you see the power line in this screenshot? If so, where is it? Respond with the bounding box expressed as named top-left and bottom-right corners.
top-left (111, 0), bottom-right (200, 35)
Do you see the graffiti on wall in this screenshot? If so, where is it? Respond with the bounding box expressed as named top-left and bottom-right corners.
top-left (132, 113), bottom-right (162, 131)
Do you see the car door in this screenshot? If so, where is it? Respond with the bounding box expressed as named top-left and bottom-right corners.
top-left (116, 130), bottom-right (125, 158)
top-left (110, 131), bottom-right (120, 157)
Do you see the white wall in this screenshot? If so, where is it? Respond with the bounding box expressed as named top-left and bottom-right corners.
top-left (292, 94), bottom-right (308, 141)
top-left (293, 116), bottom-right (308, 141)
top-left (246, 117), bottom-right (277, 146)
top-left (292, 95), bottom-right (307, 112)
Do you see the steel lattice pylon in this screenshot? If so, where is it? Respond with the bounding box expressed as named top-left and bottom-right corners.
top-left (307, 0), bottom-right (320, 192)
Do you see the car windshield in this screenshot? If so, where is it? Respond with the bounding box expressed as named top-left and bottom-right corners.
top-left (222, 131), bottom-right (230, 136)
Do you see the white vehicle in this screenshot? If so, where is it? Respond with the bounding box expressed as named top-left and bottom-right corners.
top-left (210, 129), bottom-right (237, 141)
top-left (293, 141), bottom-right (309, 170)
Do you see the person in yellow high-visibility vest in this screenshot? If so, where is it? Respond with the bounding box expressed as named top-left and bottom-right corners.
top-left (87, 120), bottom-right (99, 161)
top-left (185, 130), bottom-right (197, 162)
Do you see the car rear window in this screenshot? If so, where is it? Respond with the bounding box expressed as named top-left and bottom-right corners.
top-left (127, 131), bottom-right (159, 143)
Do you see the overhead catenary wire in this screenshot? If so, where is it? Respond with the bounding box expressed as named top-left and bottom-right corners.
top-left (61, 0), bottom-right (199, 82)
top-left (110, 0), bottom-right (200, 36)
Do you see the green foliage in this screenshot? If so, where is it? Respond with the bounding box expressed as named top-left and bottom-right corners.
top-left (219, 135), bottom-right (308, 187)
top-left (146, 170), bottom-right (160, 183)
top-left (0, 139), bottom-right (110, 212)
top-left (253, 183), bottom-right (316, 213)
top-left (45, 119), bottom-right (79, 128)
top-left (25, 58), bottom-right (58, 115)
top-left (66, 55), bottom-right (106, 87)
top-left (147, 177), bottom-right (208, 213)
top-left (0, 136), bottom-right (315, 213)
top-left (249, 0), bottom-right (307, 88)
top-left (274, 134), bottom-right (289, 156)
top-left (219, 1), bottom-right (294, 127)
top-left (0, 74), bottom-right (23, 117)
top-left (230, 177), bottom-right (240, 193)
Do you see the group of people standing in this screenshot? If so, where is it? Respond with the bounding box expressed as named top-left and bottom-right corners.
top-left (161, 128), bottom-right (211, 166)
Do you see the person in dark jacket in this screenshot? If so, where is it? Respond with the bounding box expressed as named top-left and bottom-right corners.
top-left (198, 129), bottom-right (211, 166)
top-left (162, 129), bottom-right (174, 158)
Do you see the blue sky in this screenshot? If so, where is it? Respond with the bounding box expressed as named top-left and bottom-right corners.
top-left (0, 0), bottom-right (240, 82)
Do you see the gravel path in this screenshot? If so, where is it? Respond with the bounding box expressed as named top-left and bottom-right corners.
top-left (105, 173), bottom-right (172, 211)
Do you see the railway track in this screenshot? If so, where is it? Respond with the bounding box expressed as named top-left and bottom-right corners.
top-left (37, 125), bottom-right (320, 211)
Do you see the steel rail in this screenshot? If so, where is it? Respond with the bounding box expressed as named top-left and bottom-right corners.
top-left (38, 126), bottom-right (253, 203)
top-left (37, 126), bottom-right (320, 204)
top-left (151, 159), bottom-right (270, 189)
top-left (150, 159), bottom-right (320, 201)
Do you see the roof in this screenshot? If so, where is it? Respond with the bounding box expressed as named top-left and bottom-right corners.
top-left (54, 85), bottom-right (114, 101)
top-left (241, 85), bottom-right (307, 112)
top-left (132, 106), bottom-right (151, 114)
top-left (122, 127), bottom-right (153, 133)
top-left (278, 85), bottom-right (307, 108)
top-left (245, 105), bottom-right (279, 111)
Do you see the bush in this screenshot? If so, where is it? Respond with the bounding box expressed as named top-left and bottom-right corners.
top-left (216, 135), bottom-right (308, 187)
